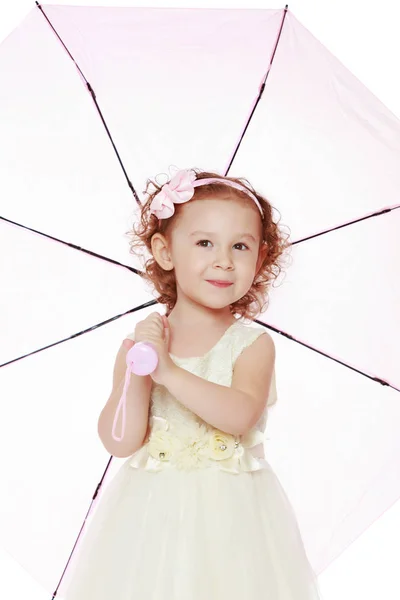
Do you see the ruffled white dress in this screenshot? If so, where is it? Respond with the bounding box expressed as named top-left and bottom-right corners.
top-left (62, 320), bottom-right (322, 599)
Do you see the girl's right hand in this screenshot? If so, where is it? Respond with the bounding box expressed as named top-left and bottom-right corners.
top-left (125, 312), bottom-right (174, 386)
top-left (122, 312), bottom-right (167, 350)
top-left (122, 313), bottom-right (163, 350)
top-left (131, 312), bottom-right (165, 345)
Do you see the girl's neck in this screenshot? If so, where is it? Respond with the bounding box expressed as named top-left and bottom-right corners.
top-left (167, 308), bottom-right (236, 331)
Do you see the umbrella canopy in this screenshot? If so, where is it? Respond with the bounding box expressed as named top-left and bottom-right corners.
top-left (1, 4), bottom-right (399, 597)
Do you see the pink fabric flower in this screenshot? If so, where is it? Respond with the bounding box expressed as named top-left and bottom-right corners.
top-left (149, 169), bottom-right (197, 219)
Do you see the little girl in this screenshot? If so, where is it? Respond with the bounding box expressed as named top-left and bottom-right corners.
top-left (62, 168), bottom-right (323, 599)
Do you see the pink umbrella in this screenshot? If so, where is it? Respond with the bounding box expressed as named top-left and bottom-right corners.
top-left (1, 3), bottom-right (399, 597)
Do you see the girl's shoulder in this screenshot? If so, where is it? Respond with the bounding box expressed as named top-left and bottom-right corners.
top-left (228, 320), bottom-right (271, 361)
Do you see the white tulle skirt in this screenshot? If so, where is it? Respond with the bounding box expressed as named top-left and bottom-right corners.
top-left (61, 458), bottom-right (322, 599)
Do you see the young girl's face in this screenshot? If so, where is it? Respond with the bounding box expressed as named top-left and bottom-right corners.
top-left (156, 195), bottom-right (265, 312)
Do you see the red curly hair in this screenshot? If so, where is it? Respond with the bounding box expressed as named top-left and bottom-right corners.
top-left (128, 169), bottom-right (291, 321)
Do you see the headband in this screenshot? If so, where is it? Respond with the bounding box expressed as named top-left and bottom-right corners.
top-left (148, 169), bottom-right (263, 219)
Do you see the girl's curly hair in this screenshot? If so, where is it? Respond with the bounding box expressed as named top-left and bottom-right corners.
top-left (128, 169), bottom-right (291, 321)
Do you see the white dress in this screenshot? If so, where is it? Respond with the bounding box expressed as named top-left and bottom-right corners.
top-left (62, 320), bottom-right (322, 599)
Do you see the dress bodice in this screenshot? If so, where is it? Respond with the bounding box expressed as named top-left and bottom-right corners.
top-left (125, 319), bottom-right (277, 474)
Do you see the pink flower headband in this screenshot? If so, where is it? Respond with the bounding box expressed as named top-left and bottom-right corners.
top-left (148, 169), bottom-right (263, 219)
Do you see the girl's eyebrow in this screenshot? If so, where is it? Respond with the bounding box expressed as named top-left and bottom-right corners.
top-left (189, 230), bottom-right (257, 243)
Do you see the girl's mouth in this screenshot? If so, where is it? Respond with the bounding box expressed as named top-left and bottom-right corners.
top-left (207, 280), bottom-right (233, 288)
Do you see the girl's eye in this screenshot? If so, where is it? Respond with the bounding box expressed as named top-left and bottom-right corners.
top-left (196, 240), bottom-right (249, 250)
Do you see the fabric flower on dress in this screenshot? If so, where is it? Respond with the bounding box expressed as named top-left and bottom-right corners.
top-left (208, 429), bottom-right (236, 460)
top-left (157, 421), bottom-right (210, 470)
top-left (128, 414), bottom-right (267, 474)
top-left (172, 437), bottom-right (209, 470)
top-left (212, 428), bottom-right (266, 474)
top-left (148, 429), bottom-right (184, 462)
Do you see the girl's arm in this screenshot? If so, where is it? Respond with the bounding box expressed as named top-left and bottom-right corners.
top-left (163, 333), bottom-right (275, 436)
top-left (97, 342), bottom-right (152, 458)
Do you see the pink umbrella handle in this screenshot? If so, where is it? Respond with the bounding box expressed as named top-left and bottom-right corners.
top-left (111, 342), bottom-right (158, 442)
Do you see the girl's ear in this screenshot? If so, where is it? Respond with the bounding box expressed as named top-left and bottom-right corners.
top-left (151, 232), bottom-right (174, 271)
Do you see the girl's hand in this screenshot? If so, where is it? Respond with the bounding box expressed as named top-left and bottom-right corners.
top-left (125, 312), bottom-right (175, 386)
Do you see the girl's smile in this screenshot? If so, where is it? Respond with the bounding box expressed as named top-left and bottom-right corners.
top-left (206, 280), bottom-right (234, 288)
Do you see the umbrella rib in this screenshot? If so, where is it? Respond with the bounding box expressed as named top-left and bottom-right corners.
top-left (254, 319), bottom-right (399, 392)
top-left (0, 216), bottom-right (142, 275)
top-left (35, 1), bottom-right (142, 207)
top-left (292, 204), bottom-right (400, 246)
top-left (224, 5), bottom-right (289, 176)
top-left (50, 456), bottom-right (114, 599)
top-left (2, 204), bottom-right (398, 273)
top-left (2, 298), bottom-right (398, 394)
top-left (0, 300), bottom-right (157, 369)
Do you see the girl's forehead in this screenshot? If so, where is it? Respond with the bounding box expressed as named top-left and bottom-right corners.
top-left (182, 196), bottom-right (259, 221)
top-left (174, 197), bottom-right (262, 236)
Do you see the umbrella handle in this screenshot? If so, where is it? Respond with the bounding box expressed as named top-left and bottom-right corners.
top-left (126, 342), bottom-right (159, 376)
top-left (111, 343), bottom-right (158, 442)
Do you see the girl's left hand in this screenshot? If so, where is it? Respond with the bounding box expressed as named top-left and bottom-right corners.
top-left (132, 312), bottom-right (176, 386)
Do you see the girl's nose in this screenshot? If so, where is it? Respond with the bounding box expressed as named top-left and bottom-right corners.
top-left (213, 251), bottom-right (234, 269)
